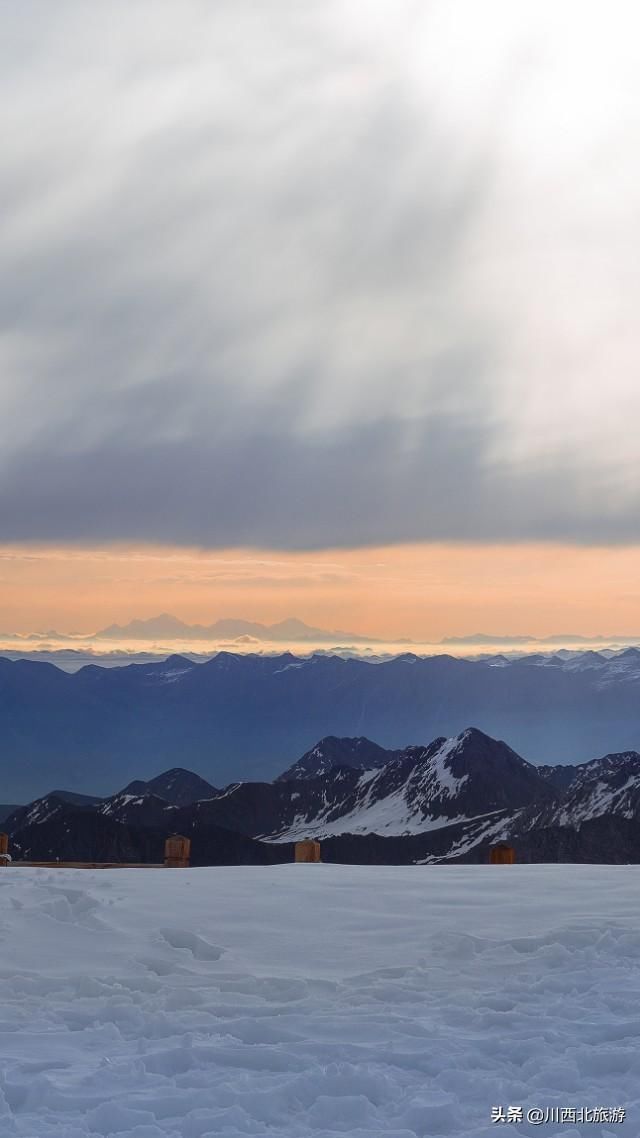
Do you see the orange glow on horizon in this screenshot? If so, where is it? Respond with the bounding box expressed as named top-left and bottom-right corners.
top-left (1, 541), bottom-right (640, 641)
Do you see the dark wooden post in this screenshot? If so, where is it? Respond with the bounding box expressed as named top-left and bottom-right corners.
top-left (164, 834), bottom-right (191, 868)
top-left (0, 833), bottom-right (8, 867)
top-left (295, 839), bottom-right (321, 863)
top-left (490, 842), bottom-right (515, 864)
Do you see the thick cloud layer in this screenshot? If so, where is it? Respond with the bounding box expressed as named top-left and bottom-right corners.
top-left (1, 1), bottom-right (639, 548)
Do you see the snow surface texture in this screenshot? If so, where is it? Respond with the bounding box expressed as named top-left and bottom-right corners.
top-left (1, 865), bottom-right (639, 1137)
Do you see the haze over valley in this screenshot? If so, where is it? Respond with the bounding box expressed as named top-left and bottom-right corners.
top-left (2, 644), bottom-right (640, 802)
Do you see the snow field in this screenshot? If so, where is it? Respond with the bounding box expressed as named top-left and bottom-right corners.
top-left (0, 864), bottom-right (639, 1137)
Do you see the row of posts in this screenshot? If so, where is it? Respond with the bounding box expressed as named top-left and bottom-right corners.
top-left (0, 833), bottom-right (320, 867)
top-left (294, 841), bottom-right (517, 863)
top-left (0, 832), bottom-right (194, 869)
top-left (164, 838), bottom-right (516, 864)
top-left (0, 832), bottom-right (515, 867)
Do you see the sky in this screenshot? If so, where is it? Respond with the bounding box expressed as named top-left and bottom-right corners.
top-left (1, 543), bottom-right (640, 644)
top-left (1, 1), bottom-right (639, 640)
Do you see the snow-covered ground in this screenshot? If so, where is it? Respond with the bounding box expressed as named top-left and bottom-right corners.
top-left (1, 865), bottom-right (639, 1137)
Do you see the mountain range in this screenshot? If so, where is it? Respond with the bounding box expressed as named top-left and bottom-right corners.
top-left (5, 728), bottom-right (640, 866)
top-left (5, 617), bottom-right (639, 647)
top-left (3, 615), bottom-right (377, 644)
top-left (87, 624), bottom-right (640, 647)
top-left (440, 633), bottom-right (640, 645)
top-left (1, 648), bottom-right (640, 801)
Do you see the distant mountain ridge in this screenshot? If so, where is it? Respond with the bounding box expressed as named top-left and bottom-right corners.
top-left (6, 621), bottom-right (640, 647)
top-left (441, 633), bottom-right (640, 645)
top-left (94, 614), bottom-right (376, 643)
top-left (5, 728), bottom-right (640, 866)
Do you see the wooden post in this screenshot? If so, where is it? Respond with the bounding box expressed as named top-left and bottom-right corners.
top-left (295, 839), bottom-right (321, 863)
top-left (0, 833), bottom-right (8, 867)
top-left (490, 842), bottom-right (515, 864)
top-left (164, 834), bottom-right (191, 868)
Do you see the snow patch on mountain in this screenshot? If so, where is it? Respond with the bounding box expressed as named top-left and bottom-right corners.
top-left (428, 731), bottom-right (472, 796)
top-left (23, 798), bottom-right (64, 827)
top-left (99, 793), bottom-right (146, 816)
top-left (424, 811), bottom-right (522, 863)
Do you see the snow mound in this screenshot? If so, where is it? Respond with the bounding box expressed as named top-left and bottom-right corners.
top-left (0, 864), bottom-right (639, 1136)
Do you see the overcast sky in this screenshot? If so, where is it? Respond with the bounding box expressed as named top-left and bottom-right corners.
top-left (2, 1), bottom-right (639, 552)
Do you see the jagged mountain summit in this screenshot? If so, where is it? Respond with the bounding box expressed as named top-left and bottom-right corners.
top-left (6, 728), bottom-right (640, 866)
top-left (119, 767), bottom-right (218, 807)
top-left (277, 736), bottom-right (396, 780)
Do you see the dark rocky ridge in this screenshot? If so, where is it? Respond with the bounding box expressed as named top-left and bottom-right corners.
top-left (120, 767), bottom-right (218, 806)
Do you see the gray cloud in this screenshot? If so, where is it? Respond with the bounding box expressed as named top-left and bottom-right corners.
top-left (1, 1), bottom-right (639, 548)
top-left (5, 407), bottom-right (639, 548)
